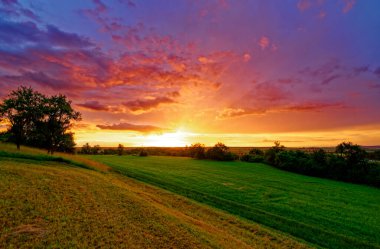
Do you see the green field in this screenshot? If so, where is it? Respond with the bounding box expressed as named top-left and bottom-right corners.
top-left (91, 155), bottom-right (380, 249)
top-left (0, 145), bottom-right (310, 248)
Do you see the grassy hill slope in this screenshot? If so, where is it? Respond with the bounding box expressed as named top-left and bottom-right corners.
top-left (0, 145), bottom-right (309, 248)
top-left (91, 155), bottom-right (380, 249)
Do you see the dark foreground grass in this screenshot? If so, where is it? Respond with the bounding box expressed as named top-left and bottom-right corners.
top-left (91, 155), bottom-right (380, 249)
top-left (0, 143), bottom-right (110, 171)
top-left (0, 150), bottom-right (93, 170)
top-left (0, 157), bottom-right (309, 249)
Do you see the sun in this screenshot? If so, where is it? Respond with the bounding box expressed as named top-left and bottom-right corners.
top-left (143, 130), bottom-right (191, 147)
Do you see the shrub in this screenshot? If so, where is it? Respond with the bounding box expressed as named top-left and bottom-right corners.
top-left (264, 141), bottom-right (285, 165)
top-left (241, 148), bottom-right (265, 163)
top-left (188, 143), bottom-right (206, 159)
top-left (206, 142), bottom-right (237, 161)
top-left (139, 150), bottom-right (148, 157)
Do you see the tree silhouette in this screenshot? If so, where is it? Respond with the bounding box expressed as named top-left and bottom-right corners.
top-left (0, 86), bottom-right (81, 153)
top-left (0, 86), bottom-right (44, 150)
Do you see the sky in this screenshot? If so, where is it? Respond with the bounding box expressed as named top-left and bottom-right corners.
top-left (0, 0), bottom-right (380, 147)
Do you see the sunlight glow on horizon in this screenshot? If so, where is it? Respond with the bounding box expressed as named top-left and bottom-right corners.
top-left (74, 126), bottom-right (380, 147)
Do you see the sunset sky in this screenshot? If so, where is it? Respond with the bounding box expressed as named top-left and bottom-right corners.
top-left (1, 0), bottom-right (380, 147)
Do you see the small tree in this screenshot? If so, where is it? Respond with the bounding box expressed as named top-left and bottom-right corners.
top-left (92, 144), bottom-right (101, 154)
top-left (117, 144), bottom-right (124, 156)
top-left (206, 142), bottom-right (237, 161)
top-left (80, 143), bottom-right (92, 154)
top-left (265, 141), bottom-right (285, 165)
top-left (241, 148), bottom-right (265, 163)
top-left (336, 142), bottom-right (367, 164)
top-left (188, 143), bottom-right (206, 159)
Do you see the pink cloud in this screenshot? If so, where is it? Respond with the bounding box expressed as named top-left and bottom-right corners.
top-left (342, 0), bottom-right (356, 13)
top-left (97, 122), bottom-right (166, 133)
top-left (258, 36), bottom-right (270, 50)
top-left (297, 0), bottom-right (312, 11)
top-left (123, 97), bottom-right (176, 112)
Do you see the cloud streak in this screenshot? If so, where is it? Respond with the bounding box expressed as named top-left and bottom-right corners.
top-left (97, 122), bottom-right (166, 133)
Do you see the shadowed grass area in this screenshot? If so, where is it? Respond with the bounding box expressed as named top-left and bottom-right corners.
top-left (91, 155), bottom-right (380, 249)
top-left (0, 143), bottom-right (109, 171)
top-left (0, 157), bottom-right (310, 249)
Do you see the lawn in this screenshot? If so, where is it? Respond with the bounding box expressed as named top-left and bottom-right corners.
top-left (91, 155), bottom-right (380, 249)
top-left (0, 145), bottom-right (309, 248)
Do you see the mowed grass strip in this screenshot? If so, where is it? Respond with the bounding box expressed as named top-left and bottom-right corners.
top-left (91, 155), bottom-right (380, 249)
top-left (0, 157), bottom-right (310, 249)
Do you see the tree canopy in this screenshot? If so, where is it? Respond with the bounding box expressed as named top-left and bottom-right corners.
top-left (0, 86), bottom-right (81, 153)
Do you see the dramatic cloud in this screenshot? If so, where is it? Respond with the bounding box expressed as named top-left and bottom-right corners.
top-left (97, 122), bottom-right (165, 133)
top-left (123, 97), bottom-right (175, 112)
top-left (218, 108), bottom-right (266, 119)
top-left (77, 101), bottom-right (111, 111)
top-left (218, 102), bottom-right (344, 119)
top-left (0, 0), bottom-right (379, 145)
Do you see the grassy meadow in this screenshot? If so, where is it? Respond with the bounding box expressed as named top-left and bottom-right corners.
top-left (0, 144), bottom-right (310, 248)
top-left (91, 155), bottom-right (380, 249)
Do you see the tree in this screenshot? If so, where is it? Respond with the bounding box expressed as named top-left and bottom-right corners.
top-left (264, 141), bottom-right (285, 165)
top-left (0, 86), bottom-right (44, 150)
top-left (117, 144), bottom-right (124, 156)
top-left (206, 142), bottom-right (237, 161)
top-left (241, 148), bottom-right (265, 163)
top-left (38, 94), bottom-right (81, 154)
top-left (80, 143), bottom-right (92, 154)
top-left (92, 144), bottom-right (101, 154)
top-left (335, 142), bottom-right (367, 165)
top-left (188, 143), bottom-right (206, 159)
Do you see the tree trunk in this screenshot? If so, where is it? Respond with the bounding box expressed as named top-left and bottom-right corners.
top-left (16, 143), bottom-right (20, 150)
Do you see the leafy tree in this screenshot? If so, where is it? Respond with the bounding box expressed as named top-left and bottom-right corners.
top-left (80, 143), bottom-right (92, 154)
top-left (188, 143), bottom-right (206, 159)
top-left (206, 142), bottom-right (237, 161)
top-left (38, 95), bottom-right (81, 154)
top-left (0, 87), bottom-right (80, 153)
top-left (264, 141), bottom-right (285, 165)
top-left (336, 142), bottom-right (367, 166)
top-left (0, 86), bottom-right (44, 150)
top-left (92, 144), bottom-right (101, 154)
top-left (241, 148), bottom-right (265, 163)
top-left (117, 144), bottom-right (124, 156)
top-left (249, 148), bottom-right (264, 156)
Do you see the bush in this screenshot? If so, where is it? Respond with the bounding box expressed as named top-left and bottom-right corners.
top-left (264, 141), bottom-right (285, 165)
top-left (188, 143), bottom-right (206, 159)
top-left (139, 150), bottom-right (148, 157)
top-left (205, 142), bottom-right (237, 161)
top-left (261, 141), bottom-right (379, 187)
top-left (241, 148), bottom-right (264, 163)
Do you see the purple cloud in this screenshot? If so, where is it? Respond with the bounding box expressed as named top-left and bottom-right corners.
top-left (97, 122), bottom-right (166, 133)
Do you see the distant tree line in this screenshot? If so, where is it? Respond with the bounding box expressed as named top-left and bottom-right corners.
top-left (0, 86), bottom-right (80, 154)
top-left (187, 141), bottom-right (380, 187)
top-left (79, 143), bottom-right (150, 157)
top-left (246, 142), bottom-right (379, 187)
